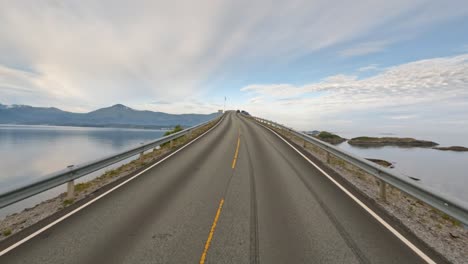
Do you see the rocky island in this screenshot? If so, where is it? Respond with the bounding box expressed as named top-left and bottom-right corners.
top-left (348, 136), bottom-right (438, 147)
top-left (313, 131), bottom-right (346, 145)
top-left (433, 146), bottom-right (468, 152)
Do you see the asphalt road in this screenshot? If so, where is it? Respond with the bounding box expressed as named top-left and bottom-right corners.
top-left (1, 112), bottom-right (434, 263)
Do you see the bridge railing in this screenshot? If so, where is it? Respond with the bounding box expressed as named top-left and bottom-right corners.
top-left (252, 116), bottom-right (468, 226)
top-left (0, 115), bottom-right (223, 209)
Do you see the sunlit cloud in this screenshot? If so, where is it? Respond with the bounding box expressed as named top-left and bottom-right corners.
top-left (240, 54), bottom-right (468, 132)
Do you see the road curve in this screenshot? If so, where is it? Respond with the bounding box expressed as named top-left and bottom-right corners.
top-left (0, 112), bottom-right (437, 263)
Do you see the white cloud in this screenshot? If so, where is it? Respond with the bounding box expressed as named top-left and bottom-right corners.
top-left (240, 54), bottom-right (468, 132)
top-left (0, 1), bottom-right (467, 113)
top-left (339, 40), bottom-right (391, 57)
top-left (358, 64), bottom-right (380, 72)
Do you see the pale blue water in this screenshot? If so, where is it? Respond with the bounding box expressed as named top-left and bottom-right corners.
top-left (0, 125), bottom-right (165, 218)
top-left (331, 130), bottom-right (468, 206)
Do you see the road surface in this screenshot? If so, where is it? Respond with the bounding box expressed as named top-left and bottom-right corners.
top-left (0, 112), bottom-right (436, 263)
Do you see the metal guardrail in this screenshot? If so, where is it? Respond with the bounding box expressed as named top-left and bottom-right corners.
top-left (252, 116), bottom-right (468, 226)
top-left (0, 115), bottom-right (223, 209)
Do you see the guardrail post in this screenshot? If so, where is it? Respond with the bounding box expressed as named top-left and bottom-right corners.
top-left (379, 179), bottom-right (387, 202)
top-left (170, 140), bottom-right (174, 148)
top-left (139, 143), bottom-right (144, 157)
top-left (67, 180), bottom-right (74, 200)
top-left (303, 140), bottom-right (306, 147)
top-left (326, 152), bottom-right (331, 164)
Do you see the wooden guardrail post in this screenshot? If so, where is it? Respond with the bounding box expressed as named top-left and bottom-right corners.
top-left (67, 180), bottom-right (74, 200)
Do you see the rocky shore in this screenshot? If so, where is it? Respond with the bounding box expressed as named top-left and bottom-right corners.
top-left (348, 136), bottom-right (438, 147)
top-left (433, 146), bottom-right (468, 152)
top-left (313, 131), bottom-right (346, 145)
top-left (366, 158), bottom-right (393, 168)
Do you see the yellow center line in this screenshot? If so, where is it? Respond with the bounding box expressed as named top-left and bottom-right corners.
top-left (231, 129), bottom-right (241, 169)
top-left (231, 137), bottom-right (241, 169)
top-left (199, 199), bottom-right (225, 264)
top-left (199, 129), bottom-right (240, 263)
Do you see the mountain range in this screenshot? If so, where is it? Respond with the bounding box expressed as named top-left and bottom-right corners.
top-left (0, 103), bottom-right (219, 128)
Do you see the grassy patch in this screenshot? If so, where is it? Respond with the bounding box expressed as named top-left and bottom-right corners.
top-left (2, 229), bottom-right (11, 236)
top-left (62, 199), bottom-right (74, 206)
top-left (75, 182), bottom-right (93, 193)
top-left (441, 213), bottom-right (461, 226)
top-left (351, 136), bottom-right (374, 141)
top-left (164, 125), bottom-right (183, 136)
top-left (317, 131), bottom-right (341, 139)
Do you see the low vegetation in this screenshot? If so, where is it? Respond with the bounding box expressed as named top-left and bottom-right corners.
top-left (314, 131), bottom-right (346, 145)
top-left (164, 125), bottom-right (183, 136)
top-left (75, 182), bottom-right (93, 193)
top-left (2, 229), bottom-right (11, 236)
top-left (62, 199), bottom-right (74, 206)
top-left (348, 136), bottom-right (438, 147)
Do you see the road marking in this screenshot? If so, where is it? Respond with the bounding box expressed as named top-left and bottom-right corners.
top-left (0, 117), bottom-right (225, 257)
top-left (199, 199), bottom-right (225, 264)
top-left (231, 131), bottom-right (241, 169)
top-left (200, 127), bottom-right (240, 263)
top-left (259, 124), bottom-right (436, 264)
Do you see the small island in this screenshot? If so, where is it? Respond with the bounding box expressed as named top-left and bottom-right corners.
top-left (348, 136), bottom-right (438, 147)
top-left (314, 131), bottom-right (346, 145)
top-left (433, 146), bottom-right (468, 152)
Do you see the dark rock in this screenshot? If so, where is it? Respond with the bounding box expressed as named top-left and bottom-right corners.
top-left (433, 146), bottom-right (468, 152)
top-left (348, 137), bottom-right (438, 147)
top-left (366, 158), bottom-right (393, 168)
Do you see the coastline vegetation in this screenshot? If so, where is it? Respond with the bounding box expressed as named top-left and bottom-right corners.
top-left (348, 136), bottom-right (438, 147)
top-left (314, 131), bottom-right (346, 145)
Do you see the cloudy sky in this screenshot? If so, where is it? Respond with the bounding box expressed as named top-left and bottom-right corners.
top-left (1, 0), bottom-right (468, 133)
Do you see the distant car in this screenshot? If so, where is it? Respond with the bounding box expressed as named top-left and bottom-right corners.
top-left (241, 110), bottom-right (250, 116)
top-left (236, 110), bottom-right (240, 113)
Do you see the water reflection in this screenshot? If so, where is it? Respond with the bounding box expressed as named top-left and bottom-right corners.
top-left (335, 138), bottom-right (468, 206)
top-left (0, 125), bottom-right (166, 149)
top-left (0, 125), bottom-right (165, 193)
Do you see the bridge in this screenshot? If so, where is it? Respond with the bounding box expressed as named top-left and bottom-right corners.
top-left (0, 111), bottom-right (465, 263)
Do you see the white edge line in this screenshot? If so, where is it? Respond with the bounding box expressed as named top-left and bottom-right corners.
top-left (0, 117), bottom-right (224, 257)
top-left (258, 123), bottom-right (436, 264)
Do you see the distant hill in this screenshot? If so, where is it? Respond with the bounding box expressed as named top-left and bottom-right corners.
top-left (0, 103), bottom-right (219, 128)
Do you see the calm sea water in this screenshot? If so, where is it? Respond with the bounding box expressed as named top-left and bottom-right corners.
top-left (332, 131), bottom-right (468, 206)
top-left (0, 125), bottom-right (165, 218)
